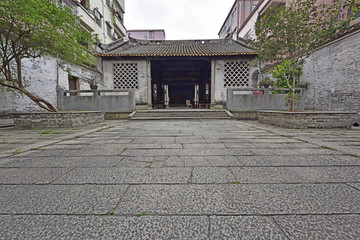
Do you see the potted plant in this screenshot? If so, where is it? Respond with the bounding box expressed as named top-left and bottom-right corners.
top-left (82, 76), bottom-right (102, 90)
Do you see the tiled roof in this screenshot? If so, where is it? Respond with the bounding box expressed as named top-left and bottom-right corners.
top-left (97, 38), bottom-right (256, 57)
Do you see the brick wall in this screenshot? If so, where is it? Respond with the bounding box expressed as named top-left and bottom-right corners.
top-left (12, 112), bottom-right (105, 129)
top-left (258, 111), bottom-right (357, 129)
top-left (302, 30), bottom-right (360, 112)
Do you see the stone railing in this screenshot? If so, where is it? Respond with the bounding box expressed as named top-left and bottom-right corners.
top-left (227, 88), bottom-right (305, 111)
top-left (58, 89), bottom-right (135, 112)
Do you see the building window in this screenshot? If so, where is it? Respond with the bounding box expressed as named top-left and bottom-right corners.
top-left (80, 0), bottom-right (89, 9)
top-left (68, 75), bottom-right (79, 96)
top-left (94, 8), bottom-right (102, 27)
top-left (113, 63), bottom-right (138, 89)
top-left (224, 61), bottom-right (249, 88)
top-left (106, 22), bottom-right (112, 36)
top-left (251, 4), bottom-right (257, 12)
top-left (149, 31), bottom-right (155, 39)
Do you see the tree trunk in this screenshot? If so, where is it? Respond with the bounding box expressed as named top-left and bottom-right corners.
top-left (290, 69), bottom-right (296, 112)
top-left (290, 87), bottom-right (295, 112)
top-left (4, 57), bottom-right (59, 112)
top-left (0, 81), bottom-right (59, 112)
top-left (20, 88), bottom-right (59, 112)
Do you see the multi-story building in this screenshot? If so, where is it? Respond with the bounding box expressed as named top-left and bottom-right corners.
top-left (236, 0), bottom-right (360, 40)
top-left (218, 0), bottom-right (259, 40)
top-left (61, 0), bottom-right (126, 44)
top-left (126, 29), bottom-right (166, 41)
top-left (1, 0), bottom-right (127, 113)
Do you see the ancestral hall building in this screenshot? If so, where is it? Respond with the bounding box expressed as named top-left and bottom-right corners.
top-left (98, 37), bottom-right (257, 109)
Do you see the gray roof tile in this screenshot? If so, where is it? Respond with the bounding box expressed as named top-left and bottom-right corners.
top-left (98, 38), bottom-right (256, 57)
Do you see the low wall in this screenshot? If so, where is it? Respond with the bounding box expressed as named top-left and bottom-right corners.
top-left (12, 112), bottom-right (105, 129)
top-left (231, 111), bottom-right (259, 120)
top-left (58, 90), bottom-right (135, 112)
top-left (105, 112), bottom-right (132, 120)
top-left (227, 88), bottom-right (305, 111)
top-left (258, 111), bottom-right (357, 129)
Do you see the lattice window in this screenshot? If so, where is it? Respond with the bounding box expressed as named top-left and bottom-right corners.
top-left (224, 61), bottom-right (249, 88)
top-left (113, 63), bottom-right (138, 89)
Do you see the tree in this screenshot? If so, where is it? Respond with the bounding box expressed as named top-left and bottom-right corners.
top-left (0, 0), bottom-right (96, 112)
top-left (253, 0), bottom-right (358, 111)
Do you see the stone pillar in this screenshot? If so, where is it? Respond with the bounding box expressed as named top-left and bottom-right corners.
top-left (147, 60), bottom-right (152, 109)
top-left (210, 60), bottom-right (216, 108)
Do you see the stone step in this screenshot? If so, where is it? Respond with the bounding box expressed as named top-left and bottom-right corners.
top-left (130, 110), bottom-right (232, 120)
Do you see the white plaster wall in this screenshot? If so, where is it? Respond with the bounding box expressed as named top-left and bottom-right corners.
top-left (102, 59), bottom-right (148, 105)
top-left (0, 55), bottom-right (101, 113)
top-left (214, 60), bottom-right (226, 104)
top-left (214, 59), bottom-right (255, 106)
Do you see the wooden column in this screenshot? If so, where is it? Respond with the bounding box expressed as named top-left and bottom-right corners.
top-left (210, 60), bottom-right (216, 108)
top-left (147, 60), bottom-right (152, 109)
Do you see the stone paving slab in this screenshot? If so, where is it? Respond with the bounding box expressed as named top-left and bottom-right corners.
top-left (252, 148), bottom-right (341, 155)
top-left (191, 167), bottom-right (235, 183)
top-left (116, 159), bottom-right (151, 168)
top-left (183, 143), bottom-right (227, 149)
top-left (115, 184), bottom-right (360, 215)
top-left (231, 166), bottom-right (360, 183)
top-left (224, 142), bottom-right (318, 149)
top-left (1, 119), bottom-right (360, 238)
top-left (0, 156), bottom-right (123, 168)
top-left (237, 155), bottom-right (360, 166)
top-left (0, 215), bottom-right (209, 240)
top-left (142, 149), bottom-right (254, 156)
top-left (0, 185), bottom-right (127, 214)
top-left (273, 215), bottom-right (360, 240)
top-left (0, 167), bottom-right (72, 184)
top-left (219, 138), bottom-right (301, 143)
top-left (210, 216), bottom-right (287, 239)
top-left (165, 156), bottom-right (244, 167)
top-left (124, 137), bottom-right (176, 144)
top-left (54, 167), bottom-right (192, 184)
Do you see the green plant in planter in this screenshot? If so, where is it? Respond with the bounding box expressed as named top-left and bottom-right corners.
top-left (258, 77), bottom-right (274, 88)
top-left (269, 60), bottom-right (302, 92)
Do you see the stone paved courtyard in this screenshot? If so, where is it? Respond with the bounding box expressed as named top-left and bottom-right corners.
top-left (0, 119), bottom-right (360, 239)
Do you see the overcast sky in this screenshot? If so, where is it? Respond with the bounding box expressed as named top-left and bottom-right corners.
top-left (125, 0), bottom-right (235, 40)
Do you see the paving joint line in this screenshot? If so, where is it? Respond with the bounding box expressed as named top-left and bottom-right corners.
top-left (0, 125), bottom-right (114, 163)
top-left (270, 216), bottom-right (292, 239)
top-left (1, 213), bottom-right (359, 218)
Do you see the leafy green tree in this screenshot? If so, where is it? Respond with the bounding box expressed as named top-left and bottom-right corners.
top-left (269, 60), bottom-right (302, 89)
top-left (0, 0), bottom-right (96, 112)
top-left (253, 0), bottom-right (358, 111)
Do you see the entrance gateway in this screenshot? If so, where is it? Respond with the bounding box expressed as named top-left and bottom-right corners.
top-left (98, 38), bottom-right (257, 109)
top-left (151, 59), bottom-right (210, 108)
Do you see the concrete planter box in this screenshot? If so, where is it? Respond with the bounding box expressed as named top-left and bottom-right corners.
top-left (11, 112), bottom-right (105, 129)
top-left (258, 111), bottom-right (357, 129)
